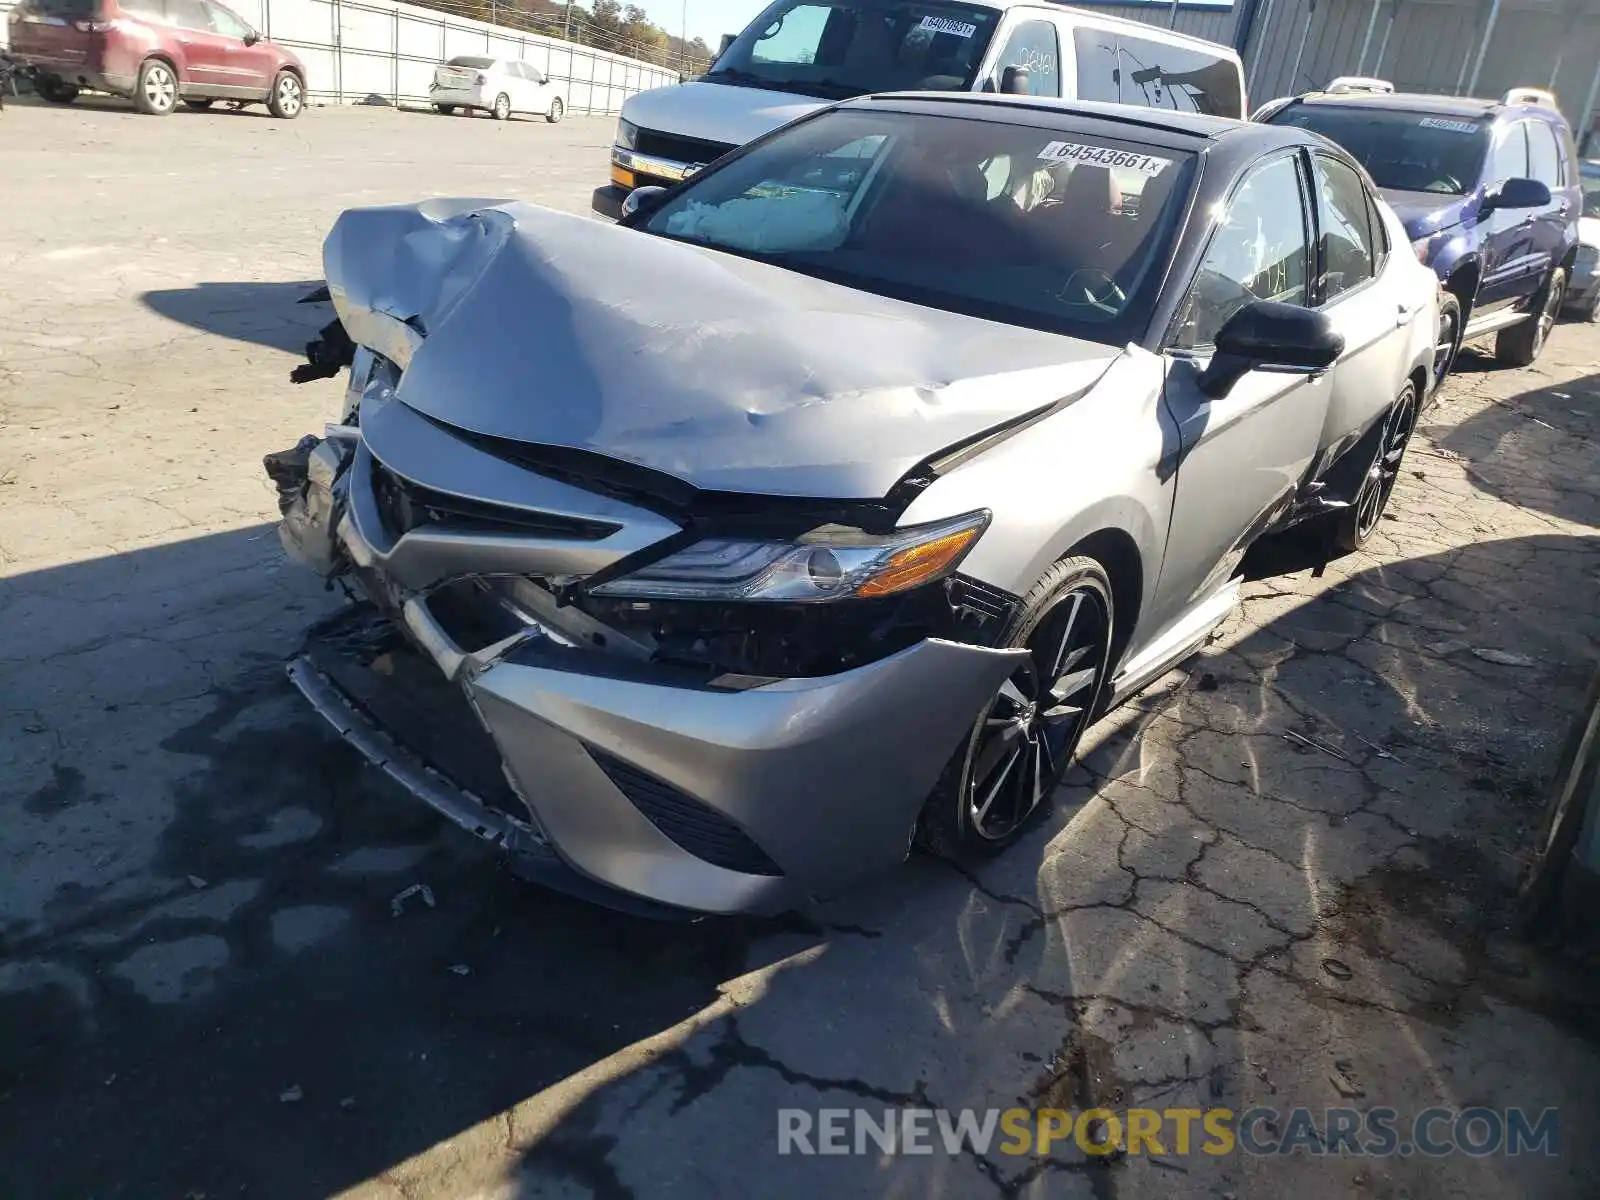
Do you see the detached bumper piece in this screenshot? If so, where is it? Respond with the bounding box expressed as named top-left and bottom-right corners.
top-left (287, 606), bottom-right (695, 920)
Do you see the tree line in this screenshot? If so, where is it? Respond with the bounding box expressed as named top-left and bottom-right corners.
top-left (412, 0), bottom-right (713, 75)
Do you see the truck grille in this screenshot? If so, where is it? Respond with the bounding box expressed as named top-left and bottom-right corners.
top-left (632, 128), bottom-right (736, 169)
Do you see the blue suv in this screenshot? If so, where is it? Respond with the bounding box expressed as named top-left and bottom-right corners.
top-left (1257, 89), bottom-right (1582, 376)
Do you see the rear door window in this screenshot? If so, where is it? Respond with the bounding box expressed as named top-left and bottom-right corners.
top-left (1313, 156), bottom-right (1378, 302)
top-left (166, 0), bottom-right (210, 30)
top-left (1115, 34), bottom-right (1241, 117)
top-left (1070, 28), bottom-right (1122, 103)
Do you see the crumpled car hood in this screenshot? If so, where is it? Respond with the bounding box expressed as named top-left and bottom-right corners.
top-left (323, 200), bottom-right (1122, 499)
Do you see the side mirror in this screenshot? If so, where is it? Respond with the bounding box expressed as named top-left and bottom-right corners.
top-left (1000, 65), bottom-right (1031, 95)
top-left (1198, 300), bottom-right (1344, 398)
top-left (1482, 176), bottom-right (1551, 213)
top-left (243, 29), bottom-right (260, 46)
top-left (717, 33), bottom-right (736, 59)
top-left (620, 185), bottom-right (669, 222)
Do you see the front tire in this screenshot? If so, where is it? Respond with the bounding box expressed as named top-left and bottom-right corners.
top-left (546, 96), bottom-right (564, 123)
top-left (1495, 267), bottom-right (1565, 366)
top-left (1433, 292), bottom-right (1462, 389)
top-left (1333, 381), bottom-right (1418, 553)
top-left (134, 59), bottom-right (177, 115)
top-left (267, 69), bottom-right (303, 119)
top-left (434, 103), bottom-right (456, 115)
top-left (491, 92), bottom-right (511, 120)
top-left (915, 557), bottom-right (1116, 859)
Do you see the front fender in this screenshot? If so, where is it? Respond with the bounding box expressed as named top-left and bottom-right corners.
top-left (896, 348), bottom-right (1169, 626)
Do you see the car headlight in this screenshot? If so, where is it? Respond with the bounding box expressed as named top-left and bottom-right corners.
top-left (616, 118), bottom-right (639, 151)
top-left (589, 511), bottom-right (990, 603)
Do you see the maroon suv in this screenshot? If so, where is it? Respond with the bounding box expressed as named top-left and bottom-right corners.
top-left (6, 0), bottom-right (306, 117)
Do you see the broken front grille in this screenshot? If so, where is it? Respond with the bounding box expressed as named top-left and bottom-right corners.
top-left (369, 459), bottom-right (620, 540)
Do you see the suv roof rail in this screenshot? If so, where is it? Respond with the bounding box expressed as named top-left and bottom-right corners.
top-left (1503, 86), bottom-right (1558, 109)
top-left (1327, 75), bottom-right (1393, 95)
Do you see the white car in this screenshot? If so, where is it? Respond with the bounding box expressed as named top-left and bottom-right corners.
top-left (1566, 160), bottom-right (1600, 322)
top-left (429, 56), bottom-right (566, 122)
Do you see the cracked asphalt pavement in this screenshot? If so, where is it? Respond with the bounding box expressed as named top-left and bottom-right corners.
top-left (2, 101), bottom-right (1599, 1199)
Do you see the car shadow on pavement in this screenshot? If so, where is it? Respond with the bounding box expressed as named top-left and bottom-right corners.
top-left (140, 280), bottom-right (329, 355)
top-left (1430, 366), bottom-right (1600, 526)
top-left (6, 524), bottom-right (1599, 1197)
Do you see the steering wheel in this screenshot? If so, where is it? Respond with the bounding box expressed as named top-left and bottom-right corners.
top-left (1057, 268), bottom-right (1127, 315)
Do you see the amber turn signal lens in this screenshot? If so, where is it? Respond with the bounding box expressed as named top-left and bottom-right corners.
top-left (611, 164), bottom-right (636, 189)
top-left (854, 527), bottom-right (981, 598)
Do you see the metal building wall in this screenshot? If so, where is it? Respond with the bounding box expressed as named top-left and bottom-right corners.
top-left (1238, 0), bottom-right (1600, 128)
top-left (1064, 1), bottom-right (1244, 43)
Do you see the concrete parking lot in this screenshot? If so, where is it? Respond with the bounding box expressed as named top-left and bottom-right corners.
top-left (2, 99), bottom-right (1599, 1199)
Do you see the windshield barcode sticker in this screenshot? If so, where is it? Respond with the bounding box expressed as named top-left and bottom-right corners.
top-left (918, 15), bottom-right (978, 37)
top-left (1418, 117), bottom-right (1480, 134)
top-left (1037, 142), bottom-right (1172, 175)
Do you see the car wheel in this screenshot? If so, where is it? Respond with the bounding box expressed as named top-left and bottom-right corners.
top-left (1584, 287), bottom-right (1600, 324)
top-left (1495, 267), bottom-right (1566, 366)
top-left (183, 98), bottom-right (214, 111)
top-left (1432, 292), bottom-right (1462, 389)
top-left (267, 70), bottom-right (303, 119)
top-left (915, 557), bottom-right (1116, 859)
top-left (1334, 381), bottom-right (1419, 553)
top-left (134, 59), bottom-right (177, 115)
top-left (434, 103), bottom-right (455, 115)
top-left (546, 96), bottom-right (564, 124)
top-left (492, 92), bottom-right (511, 120)
top-left (37, 77), bottom-right (80, 104)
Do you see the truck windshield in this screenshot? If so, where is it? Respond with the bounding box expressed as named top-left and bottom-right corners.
top-left (1270, 106), bottom-right (1489, 195)
top-left (706, 0), bottom-right (1001, 99)
top-left (643, 108), bottom-right (1195, 346)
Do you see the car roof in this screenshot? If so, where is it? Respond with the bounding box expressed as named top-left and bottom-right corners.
top-left (950, 0), bottom-right (1242, 56)
top-left (851, 92), bottom-right (1297, 152)
top-left (1283, 91), bottom-right (1568, 124)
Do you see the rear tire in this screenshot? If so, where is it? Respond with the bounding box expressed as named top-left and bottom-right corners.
top-left (37, 77), bottom-right (80, 104)
top-left (491, 92), bottom-right (511, 120)
top-left (1333, 381), bottom-right (1418, 553)
top-left (1495, 267), bottom-right (1565, 366)
top-left (546, 96), bottom-right (564, 123)
top-left (915, 557), bottom-right (1116, 860)
top-left (183, 98), bottom-right (214, 110)
top-left (267, 69), bottom-right (303, 119)
top-left (434, 103), bottom-right (455, 115)
top-left (133, 59), bottom-right (177, 115)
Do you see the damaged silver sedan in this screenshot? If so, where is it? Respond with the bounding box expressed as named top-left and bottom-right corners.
top-left (268, 94), bottom-right (1439, 916)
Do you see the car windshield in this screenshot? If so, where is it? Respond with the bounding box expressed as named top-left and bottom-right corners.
top-left (643, 109), bottom-right (1196, 344)
top-left (706, 0), bottom-right (1001, 99)
top-left (1270, 105), bottom-right (1489, 194)
top-left (1582, 162), bottom-right (1600, 217)
top-left (447, 56), bottom-right (496, 69)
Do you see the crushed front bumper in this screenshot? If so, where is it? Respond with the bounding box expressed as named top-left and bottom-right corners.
top-left (271, 415), bottom-right (1024, 916)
